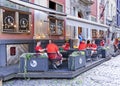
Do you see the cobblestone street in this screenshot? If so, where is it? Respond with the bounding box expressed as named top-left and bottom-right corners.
top-left (3, 55), bottom-right (120, 86)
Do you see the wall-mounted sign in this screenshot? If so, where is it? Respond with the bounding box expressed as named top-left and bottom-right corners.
top-left (19, 13), bottom-right (29, 31)
top-left (3, 10), bottom-right (15, 32)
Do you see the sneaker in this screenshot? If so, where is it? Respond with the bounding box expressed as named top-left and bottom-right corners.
top-left (52, 63), bottom-right (57, 69)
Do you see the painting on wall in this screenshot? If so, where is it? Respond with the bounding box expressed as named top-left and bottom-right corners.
top-left (19, 13), bottom-right (29, 32)
top-left (3, 10), bottom-right (16, 32)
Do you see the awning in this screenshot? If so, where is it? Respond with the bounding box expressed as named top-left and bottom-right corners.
top-left (66, 15), bottom-right (109, 31)
top-left (8, 0), bottom-right (66, 16)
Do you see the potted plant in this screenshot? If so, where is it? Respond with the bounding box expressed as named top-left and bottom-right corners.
top-left (68, 51), bottom-right (86, 71)
top-left (19, 53), bottom-right (48, 73)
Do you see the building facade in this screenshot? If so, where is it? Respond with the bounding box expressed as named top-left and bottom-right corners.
top-left (105, 0), bottom-right (117, 41)
top-left (0, 0), bottom-right (119, 67)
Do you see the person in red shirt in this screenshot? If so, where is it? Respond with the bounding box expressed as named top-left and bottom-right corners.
top-left (100, 39), bottom-right (105, 46)
top-left (113, 38), bottom-right (119, 52)
top-left (46, 40), bottom-right (63, 69)
top-left (35, 41), bottom-right (45, 53)
top-left (62, 40), bottom-right (70, 50)
top-left (91, 40), bottom-right (97, 50)
top-left (90, 40), bottom-right (97, 55)
top-left (78, 39), bottom-right (86, 50)
top-left (86, 40), bottom-right (91, 49)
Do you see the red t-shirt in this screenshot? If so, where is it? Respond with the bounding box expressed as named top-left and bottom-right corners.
top-left (78, 42), bottom-right (86, 50)
top-left (86, 43), bottom-right (91, 48)
top-left (62, 43), bottom-right (70, 50)
top-left (46, 43), bottom-right (59, 59)
top-left (35, 46), bottom-right (42, 52)
top-left (91, 44), bottom-right (97, 51)
top-left (100, 40), bottom-right (105, 46)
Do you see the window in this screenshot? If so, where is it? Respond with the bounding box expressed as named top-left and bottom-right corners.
top-left (49, 1), bottom-right (56, 10)
top-left (49, 1), bottom-right (63, 12)
top-left (92, 29), bottom-right (97, 39)
top-left (57, 20), bottom-right (63, 35)
top-left (73, 7), bottom-right (76, 16)
top-left (91, 16), bottom-right (97, 22)
top-left (99, 30), bottom-right (104, 39)
top-left (49, 1), bottom-right (64, 36)
top-left (10, 47), bottom-right (16, 56)
top-left (49, 18), bottom-right (56, 34)
top-left (56, 4), bottom-right (63, 12)
top-left (49, 17), bottom-right (64, 35)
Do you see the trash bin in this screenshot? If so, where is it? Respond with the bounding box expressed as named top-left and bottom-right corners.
top-left (19, 53), bottom-right (48, 72)
top-left (68, 51), bottom-right (86, 71)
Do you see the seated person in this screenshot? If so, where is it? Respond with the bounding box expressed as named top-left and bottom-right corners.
top-left (90, 40), bottom-right (98, 55)
top-left (35, 41), bottom-right (47, 57)
top-left (46, 40), bottom-right (63, 69)
top-left (100, 39), bottom-right (105, 46)
top-left (35, 41), bottom-right (45, 53)
top-left (113, 38), bottom-right (119, 52)
top-left (86, 40), bottom-right (91, 49)
top-left (62, 40), bottom-right (70, 50)
top-left (78, 39), bottom-right (86, 50)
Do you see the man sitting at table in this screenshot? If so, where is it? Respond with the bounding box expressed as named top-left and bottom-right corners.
top-left (78, 39), bottom-right (86, 50)
top-left (62, 40), bottom-right (70, 51)
top-left (46, 40), bottom-right (63, 69)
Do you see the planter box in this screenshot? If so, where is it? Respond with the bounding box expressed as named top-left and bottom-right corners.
top-left (68, 53), bottom-right (86, 71)
top-left (20, 53), bottom-right (48, 72)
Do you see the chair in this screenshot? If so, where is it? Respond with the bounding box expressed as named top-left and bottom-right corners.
top-left (91, 47), bottom-right (102, 60)
top-left (47, 53), bottom-right (62, 69)
top-left (85, 49), bottom-right (92, 62)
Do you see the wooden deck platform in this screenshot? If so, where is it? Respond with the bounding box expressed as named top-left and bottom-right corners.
top-left (0, 57), bottom-right (111, 81)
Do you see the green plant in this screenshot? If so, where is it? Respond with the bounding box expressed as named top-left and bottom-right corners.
top-left (70, 51), bottom-right (85, 57)
top-left (25, 54), bottom-right (32, 59)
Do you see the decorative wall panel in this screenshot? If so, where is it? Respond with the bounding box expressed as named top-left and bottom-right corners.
top-left (7, 44), bottom-right (28, 65)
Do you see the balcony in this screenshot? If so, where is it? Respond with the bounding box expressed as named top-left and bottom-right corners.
top-left (80, 0), bottom-right (94, 5)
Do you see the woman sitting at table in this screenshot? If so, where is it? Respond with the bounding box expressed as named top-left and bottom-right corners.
top-left (46, 40), bottom-right (63, 69)
top-left (62, 40), bottom-right (70, 51)
top-left (78, 39), bottom-right (86, 50)
top-left (35, 41), bottom-right (46, 53)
